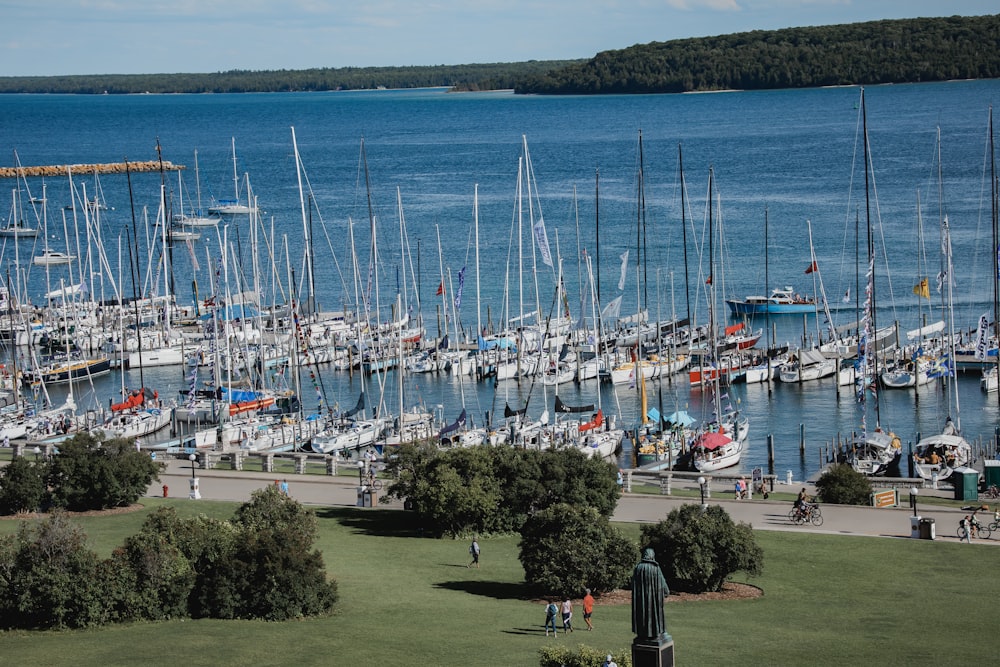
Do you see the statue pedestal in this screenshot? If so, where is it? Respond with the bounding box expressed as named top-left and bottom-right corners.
top-left (632, 635), bottom-right (674, 667)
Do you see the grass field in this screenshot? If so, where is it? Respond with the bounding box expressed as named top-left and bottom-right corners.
top-left (0, 498), bottom-right (997, 666)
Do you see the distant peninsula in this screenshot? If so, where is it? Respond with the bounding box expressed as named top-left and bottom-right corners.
top-left (0, 14), bottom-right (996, 96)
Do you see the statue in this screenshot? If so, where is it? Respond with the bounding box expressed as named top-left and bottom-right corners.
top-left (631, 547), bottom-right (670, 642)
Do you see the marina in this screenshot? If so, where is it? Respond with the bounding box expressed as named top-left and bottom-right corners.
top-left (1, 81), bottom-right (999, 482)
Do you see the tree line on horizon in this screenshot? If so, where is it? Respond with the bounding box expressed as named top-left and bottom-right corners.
top-left (0, 14), bottom-right (996, 95)
top-left (515, 14), bottom-right (1000, 94)
top-left (0, 61), bottom-right (580, 95)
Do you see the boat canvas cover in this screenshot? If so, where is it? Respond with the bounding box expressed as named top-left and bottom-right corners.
top-left (555, 395), bottom-right (594, 414)
top-left (438, 409), bottom-right (467, 437)
top-left (694, 431), bottom-right (732, 451)
top-left (504, 402), bottom-right (527, 418)
top-left (665, 410), bottom-right (696, 427)
top-left (343, 392), bottom-right (365, 418)
top-left (578, 409), bottom-right (604, 432)
top-left (906, 320), bottom-right (946, 341)
top-left (799, 349), bottom-right (827, 366)
top-left (220, 387), bottom-right (265, 403)
top-left (724, 323), bottom-right (745, 336)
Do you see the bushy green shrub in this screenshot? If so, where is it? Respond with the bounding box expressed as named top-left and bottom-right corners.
top-left (0, 513), bottom-right (109, 629)
top-left (46, 432), bottom-right (161, 511)
top-left (0, 456), bottom-right (47, 514)
top-left (538, 644), bottom-right (631, 667)
top-left (520, 502), bottom-right (637, 597)
top-left (232, 486), bottom-right (339, 620)
top-left (386, 443), bottom-right (621, 537)
top-left (815, 463), bottom-right (874, 505)
top-left (640, 503), bottom-right (763, 593)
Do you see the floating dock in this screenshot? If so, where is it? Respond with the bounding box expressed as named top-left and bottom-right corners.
top-left (0, 160), bottom-right (184, 179)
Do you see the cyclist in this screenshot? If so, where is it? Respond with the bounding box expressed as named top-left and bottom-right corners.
top-left (793, 488), bottom-right (812, 520)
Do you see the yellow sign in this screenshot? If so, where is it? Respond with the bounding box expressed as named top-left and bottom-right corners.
top-left (872, 490), bottom-right (897, 508)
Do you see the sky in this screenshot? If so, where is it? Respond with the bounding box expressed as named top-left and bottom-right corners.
top-left (1, 0), bottom-right (996, 77)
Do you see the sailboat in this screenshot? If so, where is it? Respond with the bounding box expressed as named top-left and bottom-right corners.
top-left (174, 149), bottom-right (221, 227)
top-left (208, 138), bottom-right (255, 215)
top-left (845, 88), bottom-right (902, 477)
top-left (912, 143), bottom-right (973, 482)
top-left (690, 168), bottom-right (746, 472)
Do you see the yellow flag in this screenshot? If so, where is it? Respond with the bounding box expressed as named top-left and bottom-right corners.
top-left (913, 278), bottom-right (929, 299)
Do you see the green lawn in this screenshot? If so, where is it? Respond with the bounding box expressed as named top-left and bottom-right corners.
top-left (0, 499), bottom-right (996, 666)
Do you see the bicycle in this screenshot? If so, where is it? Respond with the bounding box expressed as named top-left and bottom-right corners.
top-left (985, 485), bottom-right (1000, 500)
top-left (957, 516), bottom-right (992, 540)
top-left (363, 470), bottom-right (383, 492)
top-left (788, 503), bottom-right (823, 526)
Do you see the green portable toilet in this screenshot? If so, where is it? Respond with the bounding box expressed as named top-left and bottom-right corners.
top-left (984, 460), bottom-right (1000, 489)
top-left (952, 466), bottom-right (980, 501)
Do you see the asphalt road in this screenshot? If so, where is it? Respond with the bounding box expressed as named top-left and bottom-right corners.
top-left (149, 459), bottom-right (997, 545)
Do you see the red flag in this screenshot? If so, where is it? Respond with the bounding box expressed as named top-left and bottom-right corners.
top-left (706, 275), bottom-right (713, 285)
top-left (435, 281), bottom-right (444, 296)
top-left (805, 261), bottom-right (818, 274)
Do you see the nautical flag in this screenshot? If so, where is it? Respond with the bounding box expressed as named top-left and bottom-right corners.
top-left (454, 266), bottom-right (466, 310)
top-left (435, 281), bottom-right (444, 296)
top-left (842, 288), bottom-right (851, 304)
top-left (805, 261), bottom-right (818, 274)
top-left (927, 353), bottom-right (954, 378)
top-left (533, 216), bottom-right (553, 267)
top-left (600, 295), bottom-right (623, 320)
top-left (912, 278), bottom-right (929, 299)
top-left (974, 312), bottom-right (991, 361)
top-left (935, 270), bottom-right (947, 294)
top-left (617, 250), bottom-right (629, 291)
top-left (706, 275), bottom-right (713, 285)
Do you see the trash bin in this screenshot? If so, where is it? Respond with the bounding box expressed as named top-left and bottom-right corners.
top-left (909, 516), bottom-right (921, 539)
top-left (952, 467), bottom-right (979, 501)
top-left (356, 486), bottom-right (366, 507)
top-left (919, 518), bottom-right (935, 540)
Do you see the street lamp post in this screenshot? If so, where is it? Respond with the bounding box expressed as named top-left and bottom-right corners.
top-left (188, 453), bottom-right (201, 499)
top-left (33, 446), bottom-right (41, 462)
top-left (909, 486), bottom-right (918, 517)
top-left (698, 476), bottom-right (707, 512)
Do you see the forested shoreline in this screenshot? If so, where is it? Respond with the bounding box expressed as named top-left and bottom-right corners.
top-left (516, 14), bottom-right (1000, 94)
top-left (0, 14), bottom-right (996, 95)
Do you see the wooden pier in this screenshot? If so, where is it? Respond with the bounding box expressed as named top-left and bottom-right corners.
top-left (0, 160), bottom-right (184, 179)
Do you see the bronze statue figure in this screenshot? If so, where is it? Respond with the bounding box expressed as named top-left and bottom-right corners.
top-left (631, 547), bottom-right (670, 641)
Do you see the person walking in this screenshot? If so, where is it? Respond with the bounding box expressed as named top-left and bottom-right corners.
top-left (544, 600), bottom-right (559, 636)
top-left (582, 588), bottom-right (595, 631)
top-left (560, 597), bottom-right (573, 633)
top-left (468, 537), bottom-right (480, 568)
top-left (280, 479), bottom-right (289, 496)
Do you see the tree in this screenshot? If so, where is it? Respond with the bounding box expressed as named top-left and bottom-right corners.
top-left (519, 502), bottom-right (637, 597)
top-left (0, 455), bottom-right (47, 514)
top-left (385, 443), bottom-right (621, 537)
top-left (46, 432), bottom-right (161, 511)
top-left (0, 513), bottom-right (108, 629)
top-left (640, 504), bottom-right (763, 593)
top-left (815, 463), bottom-right (873, 505)
top-left (231, 486), bottom-right (339, 620)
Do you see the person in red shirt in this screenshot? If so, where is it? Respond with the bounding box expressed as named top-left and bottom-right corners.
top-left (582, 588), bottom-right (595, 631)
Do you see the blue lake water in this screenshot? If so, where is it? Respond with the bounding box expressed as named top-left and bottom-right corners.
top-left (1, 81), bottom-right (999, 478)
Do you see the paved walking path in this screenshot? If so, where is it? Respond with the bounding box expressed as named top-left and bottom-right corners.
top-left (149, 460), bottom-right (998, 545)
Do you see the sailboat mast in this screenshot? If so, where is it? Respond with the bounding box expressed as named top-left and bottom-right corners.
top-left (990, 106), bottom-right (999, 413)
top-left (860, 88), bottom-right (881, 430)
top-left (595, 168), bottom-right (601, 308)
top-left (678, 144), bottom-right (692, 327)
top-left (637, 130), bottom-right (648, 311)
